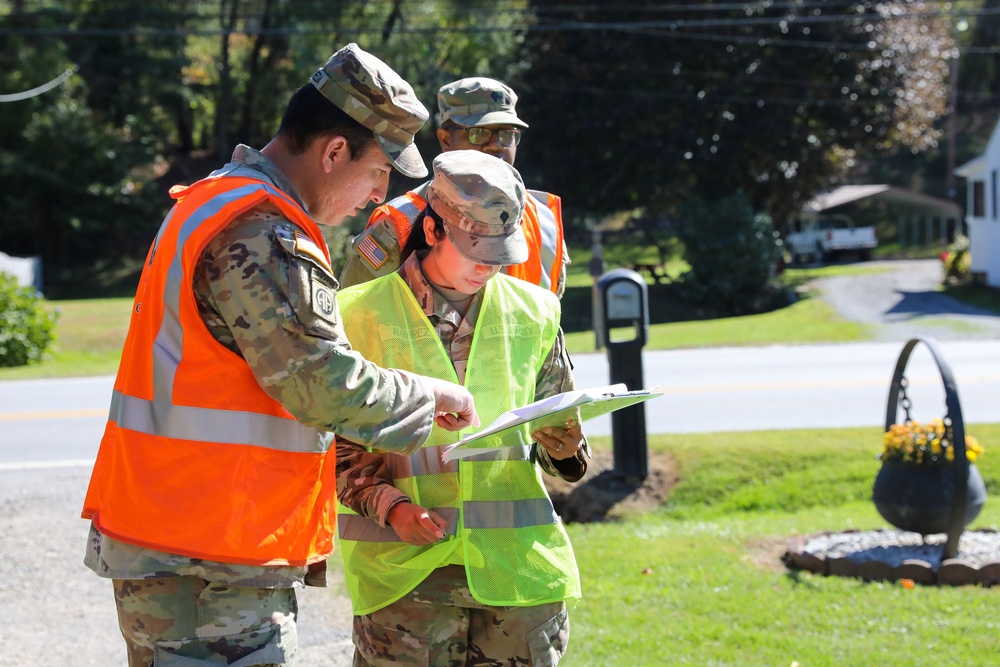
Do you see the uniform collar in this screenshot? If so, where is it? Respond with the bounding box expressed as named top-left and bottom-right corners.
top-left (220, 144), bottom-right (307, 211)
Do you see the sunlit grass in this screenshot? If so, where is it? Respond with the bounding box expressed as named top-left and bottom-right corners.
top-left (563, 425), bottom-right (1000, 665)
top-left (0, 298), bottom-right (131, 379)
top-left (565, 295), bottom-right (870, 354)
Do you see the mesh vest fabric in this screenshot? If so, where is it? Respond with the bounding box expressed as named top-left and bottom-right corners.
top-left (82, 176), bottom-right (336, 567)
top-left (337, 273), bottom-right (580, 613)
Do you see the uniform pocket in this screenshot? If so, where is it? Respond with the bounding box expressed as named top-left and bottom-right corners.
top-left (525, 606), bottom-right (569, 667)
top-left (152, 623), bottom-right (290, 666)
top-left (353, 612), bottom-right (430, 666)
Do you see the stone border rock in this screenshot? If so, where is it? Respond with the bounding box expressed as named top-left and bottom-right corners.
top-left (782, 528), bottom-right (1000, 586)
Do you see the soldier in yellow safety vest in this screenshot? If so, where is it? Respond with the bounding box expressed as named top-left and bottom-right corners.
top-left (336, 150), bottom-right (589, 666)
top-left (339, 77), bottom-right (569, 298)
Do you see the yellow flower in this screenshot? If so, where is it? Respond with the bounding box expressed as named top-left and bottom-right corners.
top-left (879, 420), bottom-right (983, 466)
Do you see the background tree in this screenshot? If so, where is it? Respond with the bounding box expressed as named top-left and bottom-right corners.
top-left (515, 0), bottom-right (953, 236)
top-left (3, 0), bottom-right (1000, 300)
top-left (0, 2), bottom-right (163, 291)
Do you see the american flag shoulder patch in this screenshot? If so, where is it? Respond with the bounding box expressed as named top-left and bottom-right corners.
top-left (357, 234), bottom-right (388, 269)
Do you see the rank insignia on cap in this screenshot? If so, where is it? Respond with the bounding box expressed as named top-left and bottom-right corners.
top-left (295, 231), bottom-right (332, 274)
top-left (357, 234), bottom-right (388, 269)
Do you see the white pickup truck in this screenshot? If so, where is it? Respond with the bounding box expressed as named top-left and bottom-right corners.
top-left (785, 214), bottom-right (877, 263)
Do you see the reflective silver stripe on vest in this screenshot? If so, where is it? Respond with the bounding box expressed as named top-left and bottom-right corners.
top-left (338, 507), bottom-right (460, 542)
top-left (385, 444), bottom-right (531, 479)
top-left (382, 183), bottom-right (429, 227)
top-left (137, 180), bottom-right (324, 453)
top-left (387, 443), bottom-right (530, 479)
top-left (390, 194), bottom-right (424, 223)
top-left (464, 497), bottom-right (560, 529)
top-left (108, 390), bottom-right (332, 453)
top-left (387, 444), bottom-right (453, 478)
top-left (527, 191), bottom-right (559, 291)
top-left (155, 182), bottom-right (272, 401)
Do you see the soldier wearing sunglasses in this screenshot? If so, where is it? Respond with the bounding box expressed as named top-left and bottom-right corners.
top-left (340, 77), bottom-right (569, 297)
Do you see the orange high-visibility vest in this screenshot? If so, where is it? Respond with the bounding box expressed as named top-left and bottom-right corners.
top-left (369, 188), bottom-right (565, 293)
top-left (82, 175), bottom-right (337, 567)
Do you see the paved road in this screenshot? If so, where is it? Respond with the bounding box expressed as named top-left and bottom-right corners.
top-left (3, 340), bottom-right (998, 472)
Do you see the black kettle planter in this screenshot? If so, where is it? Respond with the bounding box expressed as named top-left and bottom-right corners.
top-left (871, 338), bottom-right (988, 559)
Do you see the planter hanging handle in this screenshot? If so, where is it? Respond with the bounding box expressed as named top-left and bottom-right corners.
top-left (885, 337), bottom-right (968, 559)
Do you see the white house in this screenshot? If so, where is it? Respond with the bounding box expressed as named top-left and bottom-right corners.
top-left (955, 123), bottom-right (1000, 287)
top-left (0, 251), bottom-right (43, 292)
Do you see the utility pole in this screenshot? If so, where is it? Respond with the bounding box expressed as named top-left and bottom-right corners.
top-left (947, 19), bottom-right (969, 202)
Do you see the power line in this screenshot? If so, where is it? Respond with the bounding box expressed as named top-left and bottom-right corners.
top-left (0, 66), bottom-right (74, 102)
top-left (2, 3), bottom-right (998, 37)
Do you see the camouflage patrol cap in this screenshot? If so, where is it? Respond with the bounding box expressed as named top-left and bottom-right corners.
top-left (437, 77), bottom-right (529, 129)
top-left (310, 43), bottom-right (429, 178)
top-left (427, 150), bottom-right (528, 266)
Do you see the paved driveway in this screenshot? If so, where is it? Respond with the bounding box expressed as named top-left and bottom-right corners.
top-left (810, 258), bottom-right (1000, 341)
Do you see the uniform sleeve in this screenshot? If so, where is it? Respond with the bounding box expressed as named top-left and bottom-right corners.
top-left (338, 210), bottom-right (405, 288)
top-left (335, 439), bottom-right (410, 527)
top-left (533, 327), bottom-right (590, 482)
top-left (194, 209), bottom-right (435, 452)
top-left (555, 240), bottom-right (570, 300)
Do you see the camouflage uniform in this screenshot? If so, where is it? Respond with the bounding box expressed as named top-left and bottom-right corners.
top-left (85, 145), bottom-right (437, 666)
top-left (336, 250), bottom-right (588, 667)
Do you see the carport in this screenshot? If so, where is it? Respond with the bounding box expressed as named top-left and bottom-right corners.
top-left (801, 185), bottom-right (963, 247)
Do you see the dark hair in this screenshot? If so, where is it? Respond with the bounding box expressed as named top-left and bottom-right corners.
top-left (439, 118), bottom-right (464, 131)
top-left (277, 84), bottom-right (376, 158)
top-left (400, 204), bottom-right (446, 264)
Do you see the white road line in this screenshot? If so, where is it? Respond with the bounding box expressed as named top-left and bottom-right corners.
top-left (0, 458), bottom-right (94, 471)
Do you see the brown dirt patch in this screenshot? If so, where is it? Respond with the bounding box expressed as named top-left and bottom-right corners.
top-left (544, 449), bottom-right (680, 523)
top-left (745, 535), bottom-right (799, 574)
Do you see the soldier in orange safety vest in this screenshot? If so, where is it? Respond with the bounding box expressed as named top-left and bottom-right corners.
top-left (339, 77), bottom-right (570, 297)
top-left (81, 44), bottom-right (478, 667)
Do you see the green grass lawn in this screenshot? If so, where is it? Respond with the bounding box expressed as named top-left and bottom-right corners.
top-left (0, 297), bottom-right (132, 380)
top-left (565, 295), bottom-right (870, 354)
top-left (319, 424), bottom-right (1000, 666)
top-left (4, 252), bottom-right (997, 378)
top-left (561, 425), bottom-right (1000, 666)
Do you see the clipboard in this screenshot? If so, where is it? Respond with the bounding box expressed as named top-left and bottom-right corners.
top-left (442, 383), bottom-right (664, 462)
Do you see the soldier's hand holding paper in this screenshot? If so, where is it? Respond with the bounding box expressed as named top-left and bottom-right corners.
top-left (533, 419), bottom-right (584, 460)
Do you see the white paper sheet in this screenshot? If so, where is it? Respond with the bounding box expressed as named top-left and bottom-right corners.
top-left (442, 384), bottom-right (664, 462)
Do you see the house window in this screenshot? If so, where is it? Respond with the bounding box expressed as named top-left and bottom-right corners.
top-left (973, 180), bottom-right (985, 217)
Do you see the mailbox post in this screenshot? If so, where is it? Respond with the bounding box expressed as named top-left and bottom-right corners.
top-left (596, 268), bottom-right (649, 482)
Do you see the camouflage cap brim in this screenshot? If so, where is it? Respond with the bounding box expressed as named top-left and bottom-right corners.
top-left (446, 107), bottom-right (529, 130)
top-left (376, 134), bottom-right (428, 179)
top-left (443, 220), bottom-right (528, 267)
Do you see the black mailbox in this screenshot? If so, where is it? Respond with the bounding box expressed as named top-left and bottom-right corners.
top-left (596, 269), bottom-right (649, 482)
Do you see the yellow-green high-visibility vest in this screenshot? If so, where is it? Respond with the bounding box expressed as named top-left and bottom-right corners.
top-left (337, 272), bottom-right (581, 614)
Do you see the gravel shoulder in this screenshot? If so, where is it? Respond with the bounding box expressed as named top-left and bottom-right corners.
top-left (809, 258), bottom-right (1000, 341)
top-left (0, 466), bottom-right (354, 666)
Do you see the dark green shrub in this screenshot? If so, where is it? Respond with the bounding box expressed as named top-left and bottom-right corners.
top-left (674, 194), bottom-right (788, 314)
top-left (0, 272), bottom-right (59, 367)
